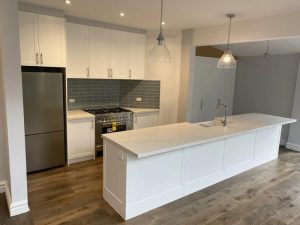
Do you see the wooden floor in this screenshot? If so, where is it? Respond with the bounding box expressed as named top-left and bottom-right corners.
top-left (1, 148), bottom-right (300, 225)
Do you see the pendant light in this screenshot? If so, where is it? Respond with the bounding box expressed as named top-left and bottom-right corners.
top-left (264, 40), bottom-right (270, 60)
top-left (217, 14), bottom-right (237, 69)
top-left (149, 0), bottom-right (171, 63)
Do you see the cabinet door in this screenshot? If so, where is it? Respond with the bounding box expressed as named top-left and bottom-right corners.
top-left (66, 23), bottom-right (89, 78)
top-left (37, 14), bottom-right (66, 67)
top-left (191, 57), bottom-right (236, 123)
top-left (19, 11), bottom-right (39, 66)
top-left (110, 30), bottom-right (128, 79)
top-left (128, 33), bottom-right (145, 79)
top-left (133, 112), bottom-right (159, 129)
top-left (88, 26), bottom-right (111, 78)
top-left (67, 119), bottom-right (95, 160)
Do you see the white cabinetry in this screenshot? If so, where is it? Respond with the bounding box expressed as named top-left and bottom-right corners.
top-left (88, 26), bottom-right (111, 78)
top-left (19, 11), bottom-right (66, 67)
top-left (66, 22), bottom-right (145, 79)
top-left (133, 111), bottom-right (159, 129)
top-left (128, 33), bottom-right (146, 79)
top-left (67, 117), bottom-right (95, 164)
top-left (188, 56), bottom-right (236, 123)
top-left (110, 30), bottom-right (129, 79)
top-left (66, 23), bottom-right (89, 78)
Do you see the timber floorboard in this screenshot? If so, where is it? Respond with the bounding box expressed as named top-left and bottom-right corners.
top-left (1, 147), bottom-right (300, 225)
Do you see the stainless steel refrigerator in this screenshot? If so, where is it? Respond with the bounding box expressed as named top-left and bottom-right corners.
top-left (22, 67), bottom-right (66, 172)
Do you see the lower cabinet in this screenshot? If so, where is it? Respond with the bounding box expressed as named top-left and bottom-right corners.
top-left (67, 118), bottom-right (95, 164)
top-left (133, 111), bottom-right (159, 129)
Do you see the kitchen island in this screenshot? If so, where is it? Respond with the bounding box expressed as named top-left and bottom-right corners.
top-left (102, 113), bottom-right (295, 220)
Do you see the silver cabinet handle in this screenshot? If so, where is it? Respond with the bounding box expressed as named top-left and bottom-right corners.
top-left (107, 68), bottom-right (110, 78)
top-left (200, 100), bottom-right (203, 111)
top-left (40, 53), bottom-right (43, 65)
top-left (36, 53), bottom-right (39, 65)
top-left (129, 69), bottom-right (132, 78)
top-left (110, 68), bottom-right (113, 78)
top-left (91, 120), bottom-right (94, 129)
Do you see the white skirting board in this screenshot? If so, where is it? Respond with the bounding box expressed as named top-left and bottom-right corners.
top-left (280, 139), bottom-right (288, 146)
top-left (0, 180), bottom-right (30, 217)
top-left (286, 142), bottom-right (300, 152)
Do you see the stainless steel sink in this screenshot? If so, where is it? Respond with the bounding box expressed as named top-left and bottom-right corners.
top-left (197, 119), bottom-right (233, 128)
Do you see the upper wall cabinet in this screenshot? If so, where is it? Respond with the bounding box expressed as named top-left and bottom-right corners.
top-left (110, 30), bottom-right (129, 79)
top-left (128, 33), bottom-right (146, 79)
top-left (66, 23), bottom-right (89, 78)
top-left (66, 22), bottom-right (146, 80)
top-left (19, 11), bottom-right (66, 67)
top-left (88, 26), bottom-right (111, 78)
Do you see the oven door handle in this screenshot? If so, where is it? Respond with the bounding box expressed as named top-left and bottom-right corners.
top-left (100, 121), bottom-right (127, 127)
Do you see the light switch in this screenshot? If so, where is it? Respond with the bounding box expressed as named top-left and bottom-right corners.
top-left (69, 98), bottom-right (75, 103)
top-left (136, 97), bottom-right (142, 102)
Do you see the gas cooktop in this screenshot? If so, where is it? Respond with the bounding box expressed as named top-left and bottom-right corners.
top-left (84, 108), bottom-right (131, 115)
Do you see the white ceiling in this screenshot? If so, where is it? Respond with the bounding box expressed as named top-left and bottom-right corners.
top-left (19, 0), bottom-right (300, 30)
top-left (214, 38), bottom-right (300, 57)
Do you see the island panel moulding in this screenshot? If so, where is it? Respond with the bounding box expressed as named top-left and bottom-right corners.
top-left (102, 113), bottom-right (295, 219)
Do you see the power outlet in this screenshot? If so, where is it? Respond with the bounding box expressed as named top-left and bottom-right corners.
top-left (69, 98), bottom-right (76, 103)
top-left (136, 97), bottom-right (142, 102)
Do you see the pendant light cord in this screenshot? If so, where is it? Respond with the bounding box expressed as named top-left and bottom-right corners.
top-left (159, 0), bottom-right (163, 32)
top-left (227, 16), bottom-right (232, 50)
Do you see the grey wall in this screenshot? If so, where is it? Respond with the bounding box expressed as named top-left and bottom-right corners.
top-left (68, 79), bottom-right (160, 110)
top-left (288, 58), bottom-right (300, 148)
top-left (233, 54), bottom-right (300, 142)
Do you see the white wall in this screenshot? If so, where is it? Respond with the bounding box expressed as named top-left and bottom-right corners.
top-left (233, 54), bottom-right (300, 143)
top-left (145, 30), bottom-right (182, 125)
top-left (0, 0), bottom-right (29, 216)
top-left (0, 77), bottom-right (9, 186)
top-left (193, 11), bottom-right (300, 46)
top-left (287, 58), bottom-right (300, 151)
top-left (177, 29), bottom-right (195, 122)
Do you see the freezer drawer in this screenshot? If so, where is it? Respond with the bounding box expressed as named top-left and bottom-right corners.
top-left (26, 131), bottom-right (66, 172)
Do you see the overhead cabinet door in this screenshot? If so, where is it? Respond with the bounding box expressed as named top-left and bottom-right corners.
top-left (19, 11), bottom-right (66, 67)
top-left (19, 11), bottom-right (39, 66)
top-left (110, 30), bottom-right (129, 79)
top-left (38, 14), bottom-right (66, 67)
top-left (128, 33), bottom-right (145, 79)
top-left (88, 26), bottom-right (111, 78)
top-left (66, 23), bottom-right (89, 78)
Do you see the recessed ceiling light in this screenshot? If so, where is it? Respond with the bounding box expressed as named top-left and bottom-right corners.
top-left (120, 11), bottom-right (125, 17)
top-left (161, 21), bottom-right (166, 26)
top-left (65, 0), bottom-right (71, 5)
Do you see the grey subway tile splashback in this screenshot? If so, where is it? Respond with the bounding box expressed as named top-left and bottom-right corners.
top-left (67, 79), bottom-right (160, 110)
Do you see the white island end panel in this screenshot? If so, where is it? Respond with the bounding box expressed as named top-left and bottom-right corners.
top-left (254, 126), bottom-right (282, 160)
top-left (103, 142), bottom-right (126, 218)
top-left (125, 149), bottom-right (183, 219)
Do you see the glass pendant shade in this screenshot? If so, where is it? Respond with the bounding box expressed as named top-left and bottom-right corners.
top-left (149, 0), bottom-right (171, 63)
top-left (217, 49), bottom-right (237, 68)
top-left (217, 14), bottom-right (236, 69)
top-left (149, 42), bottom-right (171, 63)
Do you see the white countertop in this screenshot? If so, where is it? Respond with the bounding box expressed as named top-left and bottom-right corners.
top-left (67, 110), bottom-right (95, 120)
top-left (102, 113), bottom-right (296, 158)
top-left (124, 108), bottom-right (159, 114)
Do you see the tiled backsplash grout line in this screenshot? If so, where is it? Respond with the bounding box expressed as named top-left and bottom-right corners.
top-left (67, 79), bottom-right (160, 110)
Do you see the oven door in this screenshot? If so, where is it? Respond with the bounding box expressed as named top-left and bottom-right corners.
top-left (95, 121), bottom-right (128, 156)
top-left (101, 122), bottom-right (127, 134)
